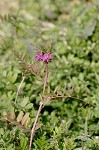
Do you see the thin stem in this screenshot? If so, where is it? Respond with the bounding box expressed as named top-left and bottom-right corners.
top-left (82, 141), bottom-right (84, 150)
top-left (29, 102), bottom-right (43, 150)
top-left (15, 76), bottom-right (25, 103)
top-left (51, 95), bottom-right (91, 106)
top-left (29, 63), bottom-right (49, 150)
top-left (43, 63), bottom-right (48, 94)
top-left (85, 115), bottom-right (88, 136)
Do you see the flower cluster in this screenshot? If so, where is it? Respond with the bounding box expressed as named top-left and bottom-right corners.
top-left (35, 52), bottom-right (52, 63)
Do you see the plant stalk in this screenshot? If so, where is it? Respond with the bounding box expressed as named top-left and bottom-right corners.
top-left (82, 141), bottom-right (84, 150)
top-left (29, 63), bottom-right (48, 150)
top-left (29, 101), bottom-right (43, 150)
top-left (43, 63), bottom-right (48, 94)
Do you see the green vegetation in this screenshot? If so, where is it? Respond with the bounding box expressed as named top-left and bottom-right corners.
top-left (0, 0), bottom-right (99, 149)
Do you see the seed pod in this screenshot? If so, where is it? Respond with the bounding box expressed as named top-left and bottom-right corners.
top-left (10, 112), bottom-right (15, 120)
top-left (21, 113), bottom-right (29, 126)
top-left (24, 117), bottom-right (30, 128)
top-left (17, 111), bottom-right (24, 123)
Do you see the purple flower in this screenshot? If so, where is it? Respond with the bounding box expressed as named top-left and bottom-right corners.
top-left (35, 52), bottom-right (43, 61)
top-left (35, 52), bottom-right (52, 63)
top-left (42, 53), bottom-right (52, 63)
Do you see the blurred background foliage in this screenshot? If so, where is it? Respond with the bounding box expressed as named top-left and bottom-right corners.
top-left (0, 0), bottom-right (99, 149)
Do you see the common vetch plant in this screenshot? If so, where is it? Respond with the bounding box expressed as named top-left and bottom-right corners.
top-left (0, 0), bottom-right (99, 149)
top-left (0, 42), bottom-right (83, 150)
top-left (0, 42), bottom-right (91, 150)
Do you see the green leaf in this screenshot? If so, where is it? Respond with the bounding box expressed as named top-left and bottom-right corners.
top-left (25, 103), bottom-right (33, 109)
top-left (20, 97), bottom-right (29, 107)
top-left (7, 71), bottom-right (13, 81)
top-left (7, 144), bottom-right (14, 150)
top-left (82, 21), bottom-right (97, 39)
top-left (11, 73), bottom-right (17, 83)
top-left (20, 136), bottom-right (28, 150)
